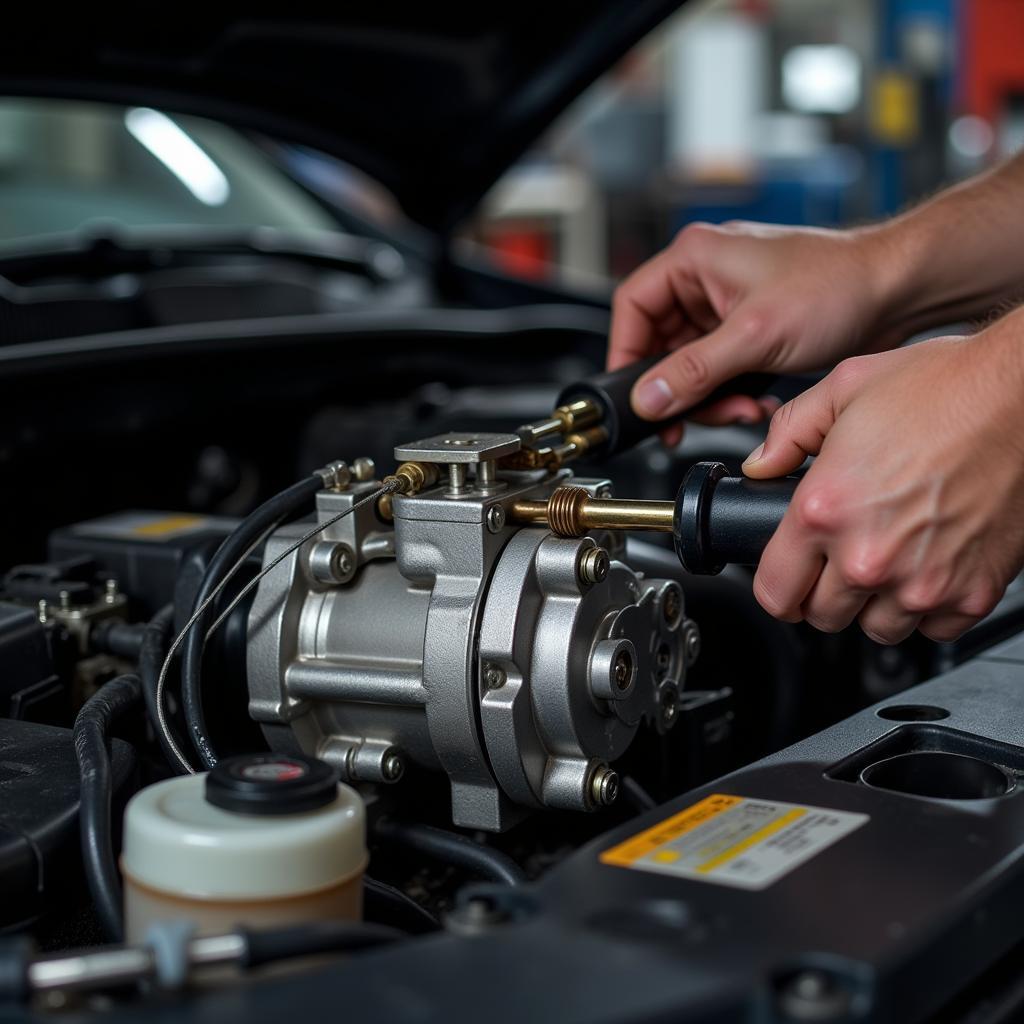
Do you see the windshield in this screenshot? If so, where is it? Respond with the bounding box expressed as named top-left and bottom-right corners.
top-left (0, 98), bottom-right (339, 244)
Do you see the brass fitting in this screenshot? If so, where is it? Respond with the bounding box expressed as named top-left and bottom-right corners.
top-left (515, 398), bottom-right (602, 445)
top-left (379, 461), bottom-right (440, 521)
top-left (510, 485), bottom-right (674, 536)
top-left (500, 426), bottom-right (610, 472)
top-left (553, 398), bottom-right (601, 434)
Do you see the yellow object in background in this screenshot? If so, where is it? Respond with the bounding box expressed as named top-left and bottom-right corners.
top-left (871, 70), bottom-right (919, 146)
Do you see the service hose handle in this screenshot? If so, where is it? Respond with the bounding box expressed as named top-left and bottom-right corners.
top-left (674, 461), bottom-right (799, 575)
top-left (556, 356), bottom-right (778, 458)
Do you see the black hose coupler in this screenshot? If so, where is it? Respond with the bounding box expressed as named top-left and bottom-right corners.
top-left (674, 461), bottom-right (799, 575)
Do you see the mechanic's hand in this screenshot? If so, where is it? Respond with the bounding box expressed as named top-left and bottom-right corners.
top-left (608, 221), bottom-right (906, 441)
top-left (744, 323), bottom-right (1024, 643)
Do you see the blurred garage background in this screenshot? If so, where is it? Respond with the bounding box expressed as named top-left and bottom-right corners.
top-left (458, 0), bottom-right (1023, 291)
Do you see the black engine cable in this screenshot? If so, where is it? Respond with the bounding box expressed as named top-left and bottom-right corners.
top-left (156, 479), bottom-right (399, 775)
top-left (73, 673), bottom-right (144, 943)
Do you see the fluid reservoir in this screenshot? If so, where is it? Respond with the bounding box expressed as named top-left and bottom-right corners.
top-left (121, 753), bottom-right (366, 942)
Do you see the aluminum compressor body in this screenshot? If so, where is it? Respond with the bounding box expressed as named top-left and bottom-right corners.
top-left (246, 434), bottom-right (696, 831)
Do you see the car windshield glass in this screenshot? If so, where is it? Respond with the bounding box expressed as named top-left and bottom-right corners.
top-left (0, 97), bottom-right (340, 244)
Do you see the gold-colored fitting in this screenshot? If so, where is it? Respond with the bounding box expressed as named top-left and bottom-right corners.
top-left (553, 398), bottom-right (601, 433)
top-left (510, 486), bottom-right (675, 536)
top-left (379, 461), bottom-right (440, 521)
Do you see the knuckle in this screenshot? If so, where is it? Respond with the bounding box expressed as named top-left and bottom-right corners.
top-left (839, 547), bottom-right (890, 590)
top-left (674, 221), bottom-right (713, 248)
top-left (829, 356), bottom-right (868, 394)
top-left (898, 578), bottom-right (950, 614)
top-left (792, 484), bottom-right (842, 533)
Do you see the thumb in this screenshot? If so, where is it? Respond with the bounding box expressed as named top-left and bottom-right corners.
top-left (630, 312), bottom-right (763, 420)
top-left (742, 377), bottom-right (843, 479)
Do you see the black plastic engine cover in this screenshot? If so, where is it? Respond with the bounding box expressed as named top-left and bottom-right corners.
top-left (0, 719), bottom-right (135, 930)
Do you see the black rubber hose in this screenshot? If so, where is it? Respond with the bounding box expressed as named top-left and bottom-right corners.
top-left (239, 921), bottom-right (403, 969)
top-left (374, 819), bottom-right (527, 887)
top-left (180, 474), bottom-right (325, 770)
top-left (364, 876), bottom-right (439, 933)
top-left (90, 620), bottom-right (147, 661)
top-left (138, 605), bottom-right (183, 771)
top-left (73, 673), bottom-right (143, 944)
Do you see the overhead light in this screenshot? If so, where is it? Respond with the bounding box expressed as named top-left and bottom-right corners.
top-left (124, 107), bottom-right (230, 206)
top-left (783, 45), bottom-right (861, 115)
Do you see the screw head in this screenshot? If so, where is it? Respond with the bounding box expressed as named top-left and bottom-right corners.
top-left (590, 765), bottom-right (619, 807)
top-left (578, 546), bottom-right (609, 586)
top-left (382, 752), bottom-right (405, 782)
top-left (661, 690), bottom-right (678, 728)
top-left (684, 625), bottom-right (701, 665)
top-left (483, 663), bottom-right (507, 690)
top-left (486, 505), bottom-right (506, 534)
top-left (612, 650), bottom-right (633, 692)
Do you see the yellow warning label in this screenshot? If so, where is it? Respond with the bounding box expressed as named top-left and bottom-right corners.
top-left (601, 793), bottom-right (741, 867)
top-left (600, 794), bottom-right (867, 890)
top-left (131, 515), bottom-right (208, 538)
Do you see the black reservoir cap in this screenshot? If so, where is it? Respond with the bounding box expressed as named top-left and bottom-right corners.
top-left (205, 753), bottom-right (338, 815)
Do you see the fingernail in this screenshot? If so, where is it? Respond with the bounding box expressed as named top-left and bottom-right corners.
top-left (742, 443), bottom-right (765, 469)
top-left (633, 377), bottom-right (673, 417)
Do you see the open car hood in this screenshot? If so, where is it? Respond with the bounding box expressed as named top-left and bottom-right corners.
top-left (1, 4), bottom-right (683, 234)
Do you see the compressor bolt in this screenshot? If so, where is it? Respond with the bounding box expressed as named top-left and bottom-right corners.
top-left (577, 546), bottom-right (609, 586)
top-left (382, 753), bottom-right (405, 782)
top-left (486, 505), bottom-right (506, 534)
top-left (590, 765), bottom-right (619, 807)
top-left (483, 663), bottom-right (507, 690)
top-left (613, 650), bottom-right (633, 692)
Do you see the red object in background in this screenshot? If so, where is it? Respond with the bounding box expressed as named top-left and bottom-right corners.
top-left (962, 0), bottom-right (1024, 122)
top-left (486, 225), bottom-right (553, 280)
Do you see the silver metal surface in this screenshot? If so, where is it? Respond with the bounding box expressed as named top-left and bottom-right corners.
top-left (394, 432), bottom-right (521, 464)
top-left (247, 460), bottom-right (694, 830)
top-left (29, 948), bottom-right (155, 993)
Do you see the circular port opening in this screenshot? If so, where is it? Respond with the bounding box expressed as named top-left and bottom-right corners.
top-left (860, 751), bottom-right (1011, 800)
top-left (876, 704), bottom-right (950, 722)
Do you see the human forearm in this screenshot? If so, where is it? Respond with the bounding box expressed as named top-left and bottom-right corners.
top-left (868, 153), bottom-right (1024, 337)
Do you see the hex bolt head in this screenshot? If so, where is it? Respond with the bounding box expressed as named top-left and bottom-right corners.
top-left (352, 457), bottom-right (376, 481)
top-left (590, 765), bottom-right (619, 807)
top-left (577, 546), bottom-right (609, 586)
top-left (483, 663), bottom-right (507, 690)
top-left (486, 505), bottom-right (506, 534)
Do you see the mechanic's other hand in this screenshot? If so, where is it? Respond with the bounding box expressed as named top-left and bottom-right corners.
top-left (608, 222), bottom-right (905, 434)
top-left (744, 324), bottom-right (1024, 644)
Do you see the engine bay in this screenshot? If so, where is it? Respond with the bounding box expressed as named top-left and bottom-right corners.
top-left (2, 342), bottom-right (1024, 1023)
